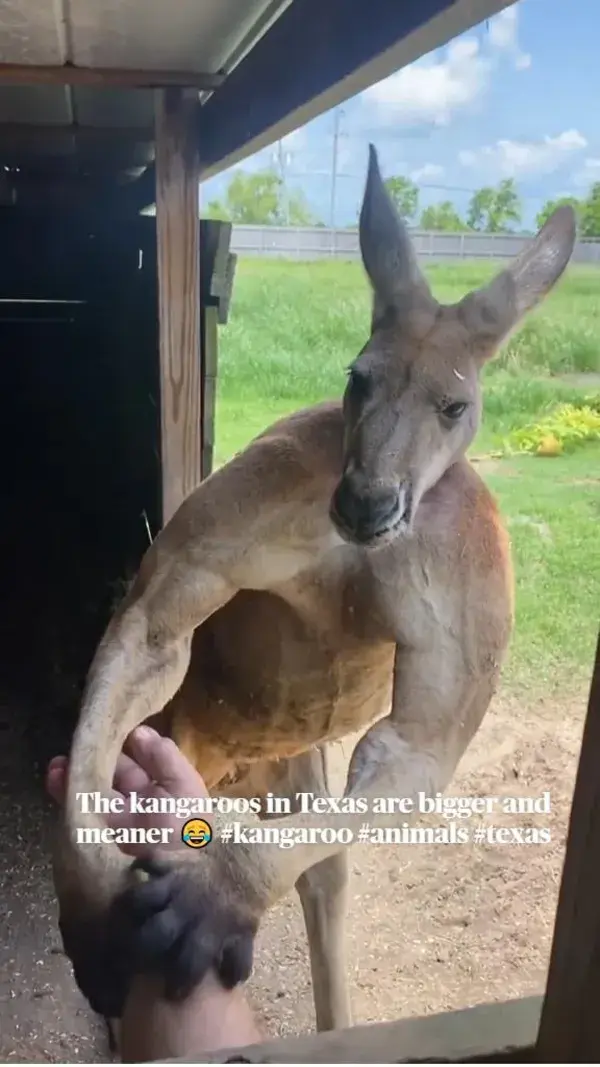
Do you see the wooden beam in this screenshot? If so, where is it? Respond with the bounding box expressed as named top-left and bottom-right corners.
top-left (155, 87), bottom-right (202, 525)
top-left (0, 123), bottom-right (154, 153)
top-left (535, 628), bottom-right (600, 1061)
top-left (216, 252), bottom-right (237, 326)
top-left (201, 305), bottom-right (218, 479)
top-left (0, 63), bottom-right (224, 90)
top-left (164, 995), bottom-right (542, 1063)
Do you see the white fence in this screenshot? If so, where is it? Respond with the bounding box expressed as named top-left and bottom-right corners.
top-left (230, 225), bottom-right (600, 264)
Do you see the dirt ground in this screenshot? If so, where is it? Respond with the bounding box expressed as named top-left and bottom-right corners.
top-left (0, 684), bottom-right (589, 1062)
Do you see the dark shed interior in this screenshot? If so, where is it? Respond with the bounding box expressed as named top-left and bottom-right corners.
top-left (0, 210), bottom-right (160, 766)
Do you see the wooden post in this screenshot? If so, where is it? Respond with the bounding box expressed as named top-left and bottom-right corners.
top-left (155, 87), bottom-right (202, 525)
top-left (535, 629), bottom-right (600, 1061)
top-left (201, 304), bottom-right (218, 478)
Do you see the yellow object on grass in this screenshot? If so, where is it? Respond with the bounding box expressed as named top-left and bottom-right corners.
top-left (506, 401), bottom-right (600, 457)
top-left (536, 434), bottom-right (563, 456)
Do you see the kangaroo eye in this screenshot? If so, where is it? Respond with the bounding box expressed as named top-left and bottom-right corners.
top-left (440, 401), bottom-right (467, 420)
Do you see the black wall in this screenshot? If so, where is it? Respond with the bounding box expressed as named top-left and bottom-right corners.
top-left (0, 209), bottom-right (161, 762)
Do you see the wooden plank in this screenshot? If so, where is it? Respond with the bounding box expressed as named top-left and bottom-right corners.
top-left (217, 252), bottom-right (238, 325)
top-left (0, 209), bottom-right (153, 298)
top-left (207, 222), bottom-right (233, 303)
top-left (0, 63), bottom-right (223, 89)
top-left (166, 995), bottom-right (542, 1063)
top-left (155, 87), bottom-right (202, 524)
top-left (0, 123), bottom-right (154, 144)
top-left (200, 306), bottom-right (218, 478)
top-left (535, 628), bottom-right (600, 1062)
top-left (198, 220), bottom-right (232, 306)
top-left (0, 124), bottom-right (154, 164)
top-left (197, 222), bottom-right (234, 476)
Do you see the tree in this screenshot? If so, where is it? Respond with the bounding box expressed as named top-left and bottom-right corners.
top-left (204, 198), bottom-right (230, 220)
top-left (581, 183), bottom-right (600, 237)
top-left (467, 179), bottom-right (521, 232)
top-left (286, 189), bottom-right (317, 226)
top-left (224, 171), bottom-right (282, 224)
top-left (384, 175), bottom-right (419, 222)
top-left (420, 201), bottom-right (465, 231)
top-left (203, 170), bottom-right (319, 225)
top-left (494, 179), bottom-right (521, 231)
top-left (467, 186), bottom-right (494, 231)
top-left (536, 196), bottom-right (582, 231)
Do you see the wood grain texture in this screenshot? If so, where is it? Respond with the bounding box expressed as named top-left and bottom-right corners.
top-left (201, 305), bottom-right (218, 478)
top-left (155, 87), bottom-right (202, 525)
top-left (165, 995), bottom-right (541, 1064)
top-left (535, 629), bottom-right (600, 1061)
top-left (0, 63), bottom-right (223, 89)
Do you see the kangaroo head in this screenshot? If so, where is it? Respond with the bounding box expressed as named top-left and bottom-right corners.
top-left (330, 144), bottom-right (576, 547)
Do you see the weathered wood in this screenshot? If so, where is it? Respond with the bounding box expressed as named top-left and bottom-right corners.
top-left (0, 208), bottom-right (160, 748)
top-left (0, 209), bottom-right (150, 298)
top-left (165, 995), bottom-right (542, 1064)
top-left (198, 224), bottom-right (235, 475)
top-left (0, 63), bottom-right (223, 89)
top-left (155, 87), bottom-right (202, 524)
top-left (0, 123), bottom-right (154, 147)
top-left (535, 628), bottom-right (600, 1062)
top-left (206, 222), bottom-right (233, 303)
top-left (201, 305), bottom-right (218, 478)
top-left (217, 252), bottom-right (238, 326)
top-left (199, 220), bottom-right (233, 308)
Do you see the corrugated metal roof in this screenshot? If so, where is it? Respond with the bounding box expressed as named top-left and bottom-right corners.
top-left (0, 0), bottom-right (515, 195)
top-left (0, 0), bottom-right (291, 174)
top-left (0, 0), bottom-right (287, 72)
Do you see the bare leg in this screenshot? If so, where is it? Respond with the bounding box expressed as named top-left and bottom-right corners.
top-left (237, 747), bottom-right (352, 1032)
top-left (297, 851), bottom-right (351, 1032)
top-left (293, 747), bottom-right (351, 1031)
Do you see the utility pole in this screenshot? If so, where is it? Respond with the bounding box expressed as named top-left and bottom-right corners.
top-left (330, 107), bottom-right (343, 228)
top-left (276, 139), bottom-right (290, 224)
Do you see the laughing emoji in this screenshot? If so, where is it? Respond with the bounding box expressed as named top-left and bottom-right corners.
top-left (181, 818), bottom-right (212, 849)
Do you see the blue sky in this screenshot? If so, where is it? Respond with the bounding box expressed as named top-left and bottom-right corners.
top-left (200, 0), bottom-right (600, 231)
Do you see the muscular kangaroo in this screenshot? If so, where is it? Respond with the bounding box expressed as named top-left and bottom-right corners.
top-left (52, 144), bottom-right (576, 1054)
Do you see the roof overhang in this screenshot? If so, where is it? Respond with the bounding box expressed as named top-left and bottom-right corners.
top-left (0, 0), bottom-right (516, 206)
top-left (0, 0), bottom-right (291, 178)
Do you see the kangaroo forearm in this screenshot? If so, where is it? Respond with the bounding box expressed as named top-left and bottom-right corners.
top-left (206, 722), bottom-right (452, 907)
top-left (66, 558), bottom-right (235, 820)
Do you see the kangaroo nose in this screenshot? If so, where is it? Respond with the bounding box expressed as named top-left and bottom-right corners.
top-left (331, 474), bottom-right (400, 543)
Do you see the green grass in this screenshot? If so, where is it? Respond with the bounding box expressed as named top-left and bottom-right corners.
top-left (214, 258), bottom-right (600, 694)
top-left (484, 447), bottom-right (599, 692)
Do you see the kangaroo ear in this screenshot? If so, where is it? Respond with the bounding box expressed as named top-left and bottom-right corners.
top-left (359, 144), bottom-right (435, 320)
top-left (458, 204), bottom-right (577, 355)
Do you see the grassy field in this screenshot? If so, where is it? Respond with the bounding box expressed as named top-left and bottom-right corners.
top-left (214, 258), bottom-right (600, 695)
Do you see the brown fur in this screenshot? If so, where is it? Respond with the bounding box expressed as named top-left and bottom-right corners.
top-left (52, 145), bottom-right (576, 1058)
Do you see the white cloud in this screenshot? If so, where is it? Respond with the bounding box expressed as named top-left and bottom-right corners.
top-left (459, 130), bottom-right (587, 178)
top-left (364, 38), bottom-right (490, 126)
top-left (411, 163), bottom-right (445, 183)
top-left (488, 6), bottom-right (518, 49)
top-left (487, 6), bottom-right (531, 71)
top-left (364, 7), bottom-right (531, 128)
top-left (572, 158), bottom-right (600, 188)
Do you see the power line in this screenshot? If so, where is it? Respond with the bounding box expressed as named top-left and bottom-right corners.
top-left (330, 107), bottom-right (343, 227)
top-left (274, 140), bottom-right (293, 222)
top-left (417, 181), bottom-right (549, 203)
top-left (281, 167), bottom-right (553, 204)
